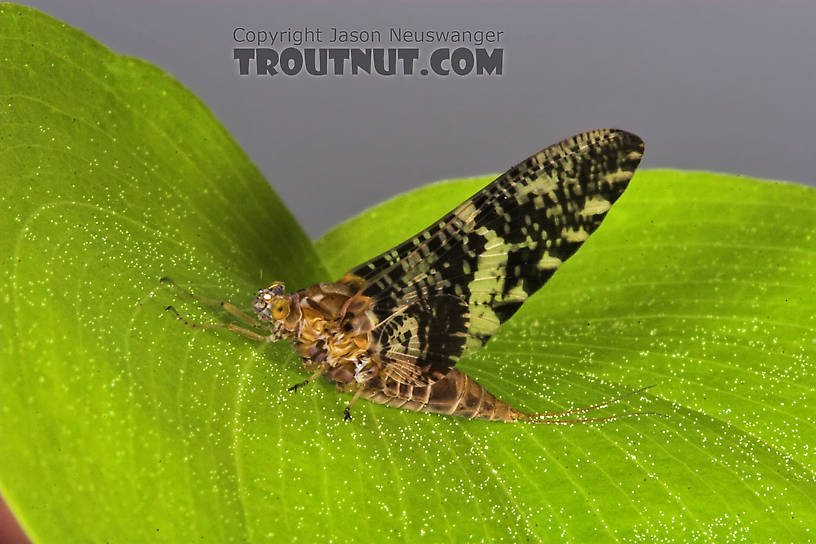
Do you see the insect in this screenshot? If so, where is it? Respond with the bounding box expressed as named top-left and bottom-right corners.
top-left (165, 128), bottom-right (648, 423)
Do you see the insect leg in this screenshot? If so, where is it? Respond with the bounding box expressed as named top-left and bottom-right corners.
top-left (165, 305), bottom-right (273, 343)
top-left (343, 387), bottom-right (364, 421)
top-left (287, 365), bottom-right (327, 392)
top-left (160, 277), bottom-right (263, 328)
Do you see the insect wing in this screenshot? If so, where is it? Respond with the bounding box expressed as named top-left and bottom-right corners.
top-left (345, 129), bottom-right (645, 384)
top-left (373, 295), bottom-right (469, 385)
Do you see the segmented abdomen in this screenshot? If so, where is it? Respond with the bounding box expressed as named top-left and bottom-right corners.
top-left (362, 369), bottom-right (523, 422)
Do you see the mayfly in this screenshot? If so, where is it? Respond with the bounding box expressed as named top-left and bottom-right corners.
top-left (165, 129), bottom-right (648, 423)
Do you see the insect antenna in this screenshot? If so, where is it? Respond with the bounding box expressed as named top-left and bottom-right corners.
top-left (524, 385), bottom-right (663, 425)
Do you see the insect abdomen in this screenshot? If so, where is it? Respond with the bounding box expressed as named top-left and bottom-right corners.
top-left (362, 369), bottom-right (523, 422)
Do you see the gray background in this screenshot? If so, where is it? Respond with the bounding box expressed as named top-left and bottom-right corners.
top-left (23, 0), bottom-right (816, 237)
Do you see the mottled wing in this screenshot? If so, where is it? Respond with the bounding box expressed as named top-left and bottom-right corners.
top-left (344, 129), bottom-right (644, 384)
top-left (373, 295), bottom-right (470, 384)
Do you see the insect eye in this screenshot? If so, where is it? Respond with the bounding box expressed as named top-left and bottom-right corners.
top-left (271, 300), bottom-right (290, 320)
top-left (268, 282), bottom-right (286, 296)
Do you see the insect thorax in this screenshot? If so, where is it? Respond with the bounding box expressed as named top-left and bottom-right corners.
top-left (281, 282), bottom-right (380, 385)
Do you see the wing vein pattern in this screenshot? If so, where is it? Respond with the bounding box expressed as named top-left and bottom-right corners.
top-left (342, 129), bottom-right (644, 385)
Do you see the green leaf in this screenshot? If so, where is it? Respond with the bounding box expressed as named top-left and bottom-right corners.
top-left (1, 3), bottom-right (326, 542)
top-left (317, 171), bottom-right (816, 542)
top-left (2, 4), bottom-right (815, 544)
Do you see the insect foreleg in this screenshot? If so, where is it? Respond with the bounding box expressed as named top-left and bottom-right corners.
top-left (160, 276), bottom-right (263, 328)
top-left (165, 305), bottom-right (273, 343)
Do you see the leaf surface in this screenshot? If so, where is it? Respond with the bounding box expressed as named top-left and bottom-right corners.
top-left (1, 4), bottom-right (325, 542)
top-left (316, 172), bottom-right (816, 542)
top-left (2, 4), bottom-right (816, 543)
